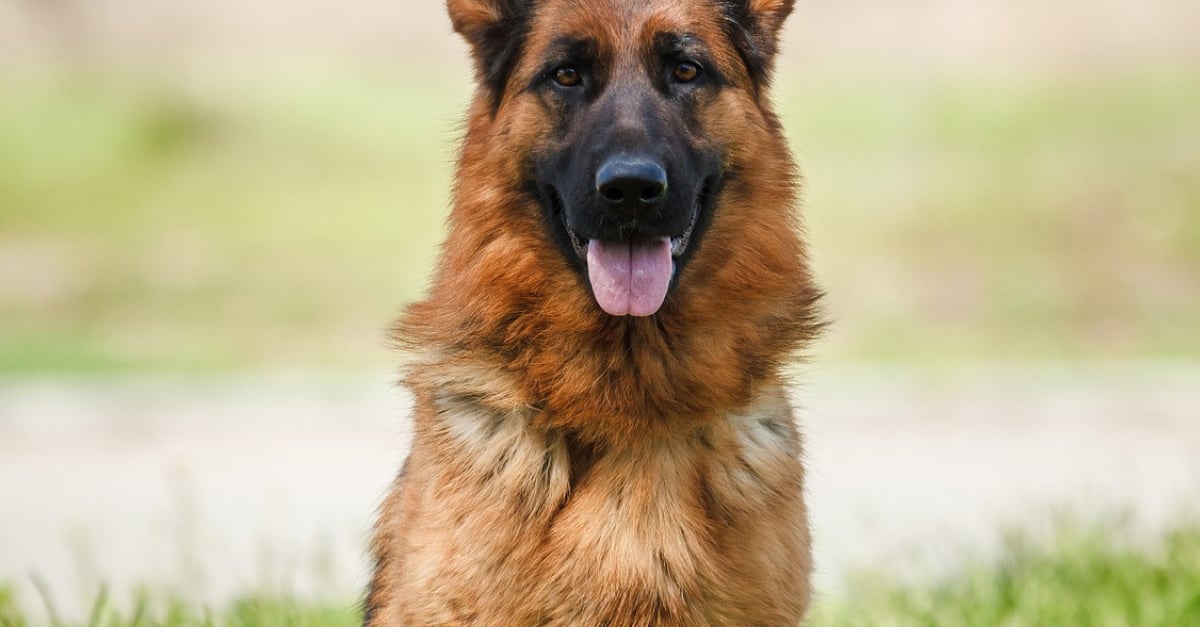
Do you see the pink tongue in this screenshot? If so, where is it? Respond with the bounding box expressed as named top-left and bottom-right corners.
top-left (586, 238), bottom-right (673, 316)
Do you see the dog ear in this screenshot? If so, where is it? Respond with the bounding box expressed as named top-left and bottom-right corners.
top-left (720, 0), bottom-right (795, 87)
top-left (447, 0), bottom-right (533, 104)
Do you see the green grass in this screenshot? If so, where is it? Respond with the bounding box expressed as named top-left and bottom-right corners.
top-left (0, 69), bottom-right (463, 372)
top-left (1, 65), bottom-right (1198, 371)
top-left (0, 587), bottom-right (357, 627)
top-left (2, 518), bottom-right (1198, 626)
top-left (783, 72), bottom-right (1200, 362)
top-left (810, 517), bottom-right (1200, 626)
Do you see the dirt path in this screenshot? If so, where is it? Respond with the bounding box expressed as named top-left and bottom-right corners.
top-left (1, 366), bottom-right (1198, 620)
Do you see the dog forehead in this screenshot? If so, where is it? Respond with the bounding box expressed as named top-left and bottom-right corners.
top-left (518, 0), bottom-right (741, 86)
top-left (525, 0), bottom-right (726, 53)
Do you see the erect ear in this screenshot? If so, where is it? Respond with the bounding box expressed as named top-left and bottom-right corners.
top-left (720, 0), bottom-right (795, 87)
top-left (446, 0), bottom-right (533, 103)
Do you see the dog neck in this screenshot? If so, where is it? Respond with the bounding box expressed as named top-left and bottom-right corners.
top-left (414, 364), bottom-right (801, 492)
top-left (398, 295), bottom-right (817, 449)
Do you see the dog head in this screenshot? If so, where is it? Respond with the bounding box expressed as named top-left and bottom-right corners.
top-left (446, 0), bottom-right (796, 318)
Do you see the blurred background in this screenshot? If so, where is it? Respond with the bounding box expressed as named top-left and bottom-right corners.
top-left (1, 0), bottom-right (1198, 623)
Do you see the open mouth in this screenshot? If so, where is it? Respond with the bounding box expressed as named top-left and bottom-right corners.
top-left (560, 179), bottom-right (710, 263)
top-left (564, 209), bottom-right (696, 261)
top-left (551, 179), bottom-right (713, 317)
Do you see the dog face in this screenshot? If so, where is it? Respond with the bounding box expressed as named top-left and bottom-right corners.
top-left (447, 0), bottom-right (795, 317)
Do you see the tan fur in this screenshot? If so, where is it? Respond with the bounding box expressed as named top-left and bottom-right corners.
top-left (366, 0), bottom-right (820, 624)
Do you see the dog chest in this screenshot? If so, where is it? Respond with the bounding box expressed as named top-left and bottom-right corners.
top-left (416, 388), bottom-right (808, 624)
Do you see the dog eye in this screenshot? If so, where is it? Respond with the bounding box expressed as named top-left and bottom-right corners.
top-left (553, 66), bottom-right (581, 87)
top-left (672, 61), bottom-right (702, 83)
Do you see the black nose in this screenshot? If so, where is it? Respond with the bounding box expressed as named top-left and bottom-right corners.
top-left (595, 158), bottom-right (668, 216)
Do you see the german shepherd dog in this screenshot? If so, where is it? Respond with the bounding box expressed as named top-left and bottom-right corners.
top-left (365, 0), bottom-right (822, 624)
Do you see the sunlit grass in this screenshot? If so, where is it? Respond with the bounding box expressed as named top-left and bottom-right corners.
top-left (2, 517), bottom-right (1197, 626)
top-left (1, 66), bottom-right (1198, 371)
top-left (0, 586), bottom-right (357, 627)
top-left (785, 71), bottom-right (1200, 362)
top-left (0, 69), bottom-right (464, 372)
top-left (809, 517), bottom-right (1200, 626)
